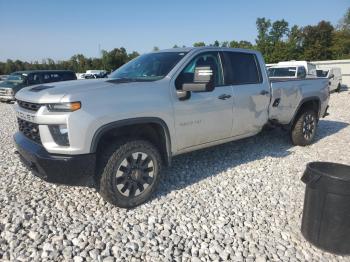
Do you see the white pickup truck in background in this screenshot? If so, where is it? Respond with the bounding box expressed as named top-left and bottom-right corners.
top-left (268, 65), bottom-right (307, 79)
top-left (317, 67), bottom-right (342, 92)
top-left (277, 61), bottom-right (318, 77)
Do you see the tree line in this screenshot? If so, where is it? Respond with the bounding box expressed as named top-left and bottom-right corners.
top-left (1, 8), bottom-right (349, 75)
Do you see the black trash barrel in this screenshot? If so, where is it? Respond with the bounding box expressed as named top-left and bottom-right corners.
top-left (301, 162), bottom-right (350, 255)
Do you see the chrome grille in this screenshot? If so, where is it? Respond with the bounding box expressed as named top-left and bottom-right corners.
top-left (0, 88), bottom-right (8, 95)
top-left (17, 118), bottom-right (41, 144)
top-left (17, 100), bottom-right (42, 112)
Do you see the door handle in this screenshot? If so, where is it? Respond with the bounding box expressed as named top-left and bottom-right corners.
top-left (218, 94), bottom-right (232, 100)
top-left (260, 90), bottom-right (269, 95)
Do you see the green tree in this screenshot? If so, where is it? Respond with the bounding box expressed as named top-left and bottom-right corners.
top-left (213, 40), bottom-right (220, 47)
top-left (4, 59), bottom-right (16, 74)
top-left (301, 21), bottom-right (334, 60)
top-left (255, 17), bottom-right (272, 62)
top-left (229, 40), bottom-right (253, 49)
top-left (193, 42), bottom-right (206, 47)
top-left (128, 51), bottom-right (140, 60)
top-left (221, 41), bottom-right (229, 47)
top-left (286, 25), bottom-right (303, 60)
top-left (338, 7), bottom-right (350, 31)
top-left (268, 20), bottom-right (290, 62)
top-left (269, 19), bottom-right (289, 44)
top-left (331, 30), bottom-right (350, 59)
top-left (332, 8), bottom-right (350, 59)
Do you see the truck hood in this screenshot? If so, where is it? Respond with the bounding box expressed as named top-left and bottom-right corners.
top-left (15, 79), bottom-right (126, 103)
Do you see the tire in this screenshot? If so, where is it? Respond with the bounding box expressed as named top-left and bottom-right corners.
top-left (98, 139), bottom-right (162, 208)
top-left (291, 109), bottom-right (318, 146)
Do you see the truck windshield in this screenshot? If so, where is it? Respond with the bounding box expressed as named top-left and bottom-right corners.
top-left (268, 67), bottom-right (297, 77)
top-left (109, 52), bottom-right (188, 81)
top-left (0, 73), bottom-right (26, 88)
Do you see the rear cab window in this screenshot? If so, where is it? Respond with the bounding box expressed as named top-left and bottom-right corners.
top-left (268, 67), bottom-right (297, 78)
top-left (222, 51), bottom-right (262, 85)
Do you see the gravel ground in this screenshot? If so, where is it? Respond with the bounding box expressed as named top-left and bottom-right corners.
top-left (1, 92), bottom-right (350, 262)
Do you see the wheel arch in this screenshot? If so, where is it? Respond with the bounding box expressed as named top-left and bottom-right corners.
top-left (91, 117), bottom-right (172, 166)
top-left (289, 97), bottom-right (321, 127)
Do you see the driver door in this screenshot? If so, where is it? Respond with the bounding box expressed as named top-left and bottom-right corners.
top-left (172, 51), bottom-right (234, 150)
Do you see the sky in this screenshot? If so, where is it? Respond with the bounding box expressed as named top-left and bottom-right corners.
top-left (0, 0), bottom-right (348, 62)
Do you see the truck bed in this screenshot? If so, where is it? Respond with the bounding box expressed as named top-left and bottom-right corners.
top-left (268, 78), bottom-right (329, 125)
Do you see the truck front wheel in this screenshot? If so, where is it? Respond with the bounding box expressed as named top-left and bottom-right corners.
top-left (291, 109), bottom-right (318, 146)
top-left (98, 139), bottom-right (162, 208)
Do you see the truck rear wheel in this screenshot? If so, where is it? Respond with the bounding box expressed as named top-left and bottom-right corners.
top-left (291, 109), bottom-right (318, 146)
top-left (98, 139), bottom-right (162, 208)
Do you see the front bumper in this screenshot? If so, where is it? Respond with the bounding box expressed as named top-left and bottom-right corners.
top-left (14, 132), bottom-right (96, 185)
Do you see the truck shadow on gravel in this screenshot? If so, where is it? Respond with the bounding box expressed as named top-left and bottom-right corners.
top-left (314, 120), bottom-right (349, 142)
top-left (155, 119), bottom-right (349, 199)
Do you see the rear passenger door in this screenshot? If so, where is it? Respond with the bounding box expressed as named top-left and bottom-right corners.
top-left (222, 51), bottom-right (269, 136)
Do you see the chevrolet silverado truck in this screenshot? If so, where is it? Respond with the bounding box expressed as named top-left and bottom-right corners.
top-left (13, 47), bottom-right (329, 208)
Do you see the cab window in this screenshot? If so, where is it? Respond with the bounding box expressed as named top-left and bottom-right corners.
top-left (50, 73), bottom-right (62, 82)
top-left (175, 52), bottom-right (223, 89)
top-left (223, 52), bottom-right (262, 85)
top-left (43, 73), bottom-right (51, 83)
top-left (27, 73), bottom-right (42, 85)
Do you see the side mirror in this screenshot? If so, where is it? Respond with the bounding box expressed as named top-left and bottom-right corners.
top-left (329, 74), bottom-right (334, 79)
top-left (182, 66), bottom-right (214, 92)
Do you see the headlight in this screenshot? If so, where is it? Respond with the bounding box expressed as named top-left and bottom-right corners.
top-left (47, 102), bottom-right (81, 112)
top-left (49, 124), bottom-right (69, 146)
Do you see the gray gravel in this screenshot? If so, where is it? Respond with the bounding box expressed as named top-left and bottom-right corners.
top-left (1, 92), bottom-right (350, 261)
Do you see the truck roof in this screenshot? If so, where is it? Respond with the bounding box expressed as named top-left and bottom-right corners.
top-left (278, 61), bottom-right (315, 66)
top-left (157, 46), bottom-right (261, 55)
top-left (12, 70), bottom-right (75, 74)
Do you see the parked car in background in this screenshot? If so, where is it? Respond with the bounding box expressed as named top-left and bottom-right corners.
top-left (83, 72), bottom-right (108, 79)
top-left (86, 70), bottom-right (107, 75)
top-left (277, 61), bottom-right (317, 77)
top-left (268, 65), bottom-right (307, 79)
top-left (316, 67), bottom-right (342, 92)
top-left (0, 75), bottom-right (9, 81)
top-left (0, 70), bottom-right (76, 102)
top-left (14, 47), bottom-right (329, 207)
top-left (0, 75), bottom-right (8, 85)
top-left (78, 70), bottom-right (108, 79)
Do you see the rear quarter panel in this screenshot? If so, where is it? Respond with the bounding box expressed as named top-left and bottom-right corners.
top-left (269, 78), bottom-right (329, 125)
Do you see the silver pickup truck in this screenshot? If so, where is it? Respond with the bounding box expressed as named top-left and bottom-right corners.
top-left (14, 47), bottom-right (329, 207)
